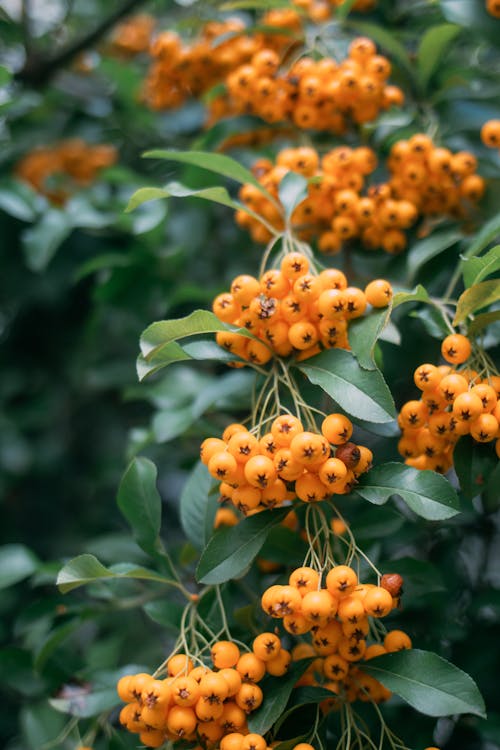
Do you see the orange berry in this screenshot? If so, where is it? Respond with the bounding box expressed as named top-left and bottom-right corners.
top-left (211, 641), bottom-right (241, 669)
top-left (441, 333), bottom-right (471, 364)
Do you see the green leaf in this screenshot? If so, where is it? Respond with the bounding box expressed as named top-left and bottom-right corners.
top-left (278, 172), bottom-right (308, 221)
top-left (349, 306), bottom-right (392, 370)
top-left (34, 620), bottom-right (80, 671)
top-left (296, 348), bottom-right (396, 423)
top-left (460, 211), bottom-right (500, 260)
top-left (126, 182), bottom-right (237, 212)
top-left (196, 506), bottom-right (291, 585)
top-left (407, 229), bottom-right (463, 282)
top-left (21, 209), bottom-right (72, 271)
top-left (462, 245), bottom-right (500, 288)
top-left (180, 461), bottom-right (217, 549)
top-left (0, 180), bottom-right (39, 221)
top-left (362, 649), bottom-right (485, 717)
top-left (417, 24), bottom-right (461, 90)
top-left (140, 310), bottom-right (252, 360)
top-left (219, 0), bottom-right (289, 8)
top-left (56, 554), bottom-right (173, 594)
top-left (355, 463), bottom-right (460, 520)
top-left (143, 149), bottom-right (276, 203)
top-left (453, 435), bottom-right (497, 501)
top-left (137, 339), bottom-right (241, 381)
top-left (143, 600), bottom-right (184, 631)
top-left (274, 685), bottom-right (334, 733)
top-left (454, 280), bottom-right (500, 324)
top-left (335, 0), bottom-right (359, 19)
top-left (467, 310), bottom-right (500, 336)
top-left (152, 406), bottom-right (195, 443)
top-left (117, 458), bottom-right (162, 557)
top-left (0, 64), bottom-right (12, 85)
top-left (440, 0), bottom-right (500, 44)
top-left (384, 557), bottom-right (446, 598)
top-left (485, 462), bottom-right (500, 511)
top-left (0, 544), bottom-right (38, 589)
top-left (248, 660), bottom-right (314, 735)
top-left (393, 284), bottom-right (430, 308)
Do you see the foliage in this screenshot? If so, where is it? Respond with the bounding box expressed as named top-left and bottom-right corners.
top-left (0, 1), bottom-right (499, 750)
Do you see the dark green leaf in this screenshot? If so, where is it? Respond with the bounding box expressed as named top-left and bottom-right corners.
top-left (407, 229), bottom-right (463, 282)
top-left (274, 685), bottom-right (334, 732)
top-left (259, 526), bottom-right (308, 565)
top-left (454, 280), bottom-right (500, 324)
top-left (362, 649), bottom-right (485, 717)
top-left (453, 435), bottom-right (497, 501)
top-left (248, 660), bottom-right (314, 734)
top-left (196, 507), bottom-right (291, 584)
top-left (117, 458), bottom-right (162, 557)
top-left (355, 463), bottom-right (460, 520)
top-left (485, 462), bottom-right (500, 511)
top-left (143, 600), bottom-right (184, 631)
top-left (417, 24), bottom-right (461, 90)
top-left (180, 461), bottom-right (217, 549)
top-left (349, 306), bottom-right (392, 370)
top-left (0, 544), bottom-right (38, 589)
top-left (384, 557), bottom-right (446, 598)
top-left (34, 620), bottom-right (80, 671)
top-left (278, 171), bottom-right (308, 221)
top-left (296, 348), bottom-right (396, 423)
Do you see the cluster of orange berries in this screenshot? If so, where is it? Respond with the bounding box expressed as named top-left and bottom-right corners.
top-left (15, 139), bottom-right (117, 205)
top-left (237, 144), bottom-right (416, 252)
top-left (220, 37), bottom-right (402, 133)
top-left (201, 413), bottom-right (373, 515)
top-left (398, 334), bottom-right (500, 472)
top-left (143, 11), bottom-right (302, 111)
top-left (236, 135), bottom-right (484, 252)
top-left (212, 252), bottom-right (392, 363)
top-left (481, 119), bottom-right (500, 157)
top-left (262, 566), bottom-right (409, 705)
top-left (386, 134), bottom-right (485, 219)
top-left (108, 13), bottom-right (155, 57)
top-left (293, 0), bottom-right (375, 22)
top-left (117, 636), bottom-right (296, 749)
top-left (486, 0), bottom-right (500, 17)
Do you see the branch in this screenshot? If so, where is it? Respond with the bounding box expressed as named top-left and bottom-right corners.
top-left (15, 0), bottom-right (151, 88)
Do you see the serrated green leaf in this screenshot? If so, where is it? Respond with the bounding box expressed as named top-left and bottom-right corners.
top-left (355, 463), bottom-right (460, 519)
top-left (143, 149), bottom-right (277, 204)
top-left (349, 306), bottom-right (392, 370)
top-left (196, 507), bottom-right (290, 584)
top-left (248, 660), bottom-right (314, 734)
top-left (278, 171), bottom-right (308, 222)
top-left (296, 349), bottom-right (396, 423)
top-left (417, 24), bottom-right (461, 90)
top-left (180, 461), bottom-right (217, 549)
top-left (407, 229), bottom-right (463, 282)
top-left (454, 280), bottom-right (500, 324)
top-left (56, 554), bottom-right (173, 594)
top-left (393, 284), bottom-right (430, 308)
top-left (117, 458), bottom-right (162, 557)
top-left (462, 245), bottom-right (500, 288)
top-left (362, 649), bottom-right (485, 717)
top-left (0, 545), bottom-right (38, 589)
